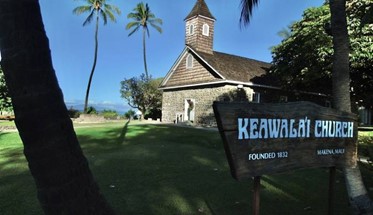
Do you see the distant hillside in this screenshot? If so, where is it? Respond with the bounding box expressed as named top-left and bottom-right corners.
top-left (65, 101), bottom-right (130, 115)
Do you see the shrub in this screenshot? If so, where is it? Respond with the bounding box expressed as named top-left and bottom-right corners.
top-left (101, 109), bottom-right (119, 119)
top-left (358, 136), bottom-right (373, 160)
top-left (67, 107), bottom-right (81, 118)
top-left (86, 106), bottom-right (97, 115)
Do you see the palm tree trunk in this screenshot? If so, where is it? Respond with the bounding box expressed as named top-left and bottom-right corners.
top-left (84, 14), bottom-right (99, 113)
top-left (142, 28), bottom-right (148, 79)
top-left (0, 1), bottom-right (115, 214)
top-left (329, 0), bottom-right (373, 214)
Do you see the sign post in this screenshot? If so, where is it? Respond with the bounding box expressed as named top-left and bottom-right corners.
top-left (252, 176), bottom-right (261, 215)
top-left (213, 101), bottom-right (358, 213)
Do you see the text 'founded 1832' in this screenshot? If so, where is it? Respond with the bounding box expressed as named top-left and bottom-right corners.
top-left (213, 101), bottom-right (358, 181)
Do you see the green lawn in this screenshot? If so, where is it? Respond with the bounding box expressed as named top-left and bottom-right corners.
top-left (1, 122), bottom-right (372, 215)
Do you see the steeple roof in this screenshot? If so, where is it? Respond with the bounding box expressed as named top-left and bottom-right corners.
top-left (184, 0), bottom-right (215, 20)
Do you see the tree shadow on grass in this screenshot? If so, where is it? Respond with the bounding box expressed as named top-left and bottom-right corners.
top-left (117, 120), bottom-right (130, 144)
top-left (0, 139), bottom-right (42, 214)
top-left (0, 124), bottom-right (358, 215)
top-left (75, 123), bottom-right (244, 214)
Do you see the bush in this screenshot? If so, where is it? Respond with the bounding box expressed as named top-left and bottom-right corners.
top-left (86, 106), bottom-right (97, 115)
top-left (144, 108), bottom-right (161, 120)
top-left (101, 109), bottom-right (119, 120)
top-left (358, 136), bottom-right (373, 160)
top-left (67, 107), bottom-right (81, 118)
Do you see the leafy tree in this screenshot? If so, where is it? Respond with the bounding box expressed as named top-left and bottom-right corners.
top-left (239, 0), bottom-right (373, 213)
top-left (120, 74), bottom-right (162, 120)
top-left (126, 2), bottom-right (163, 79)
top-left (361, 2), bottom-right (373, 26)
top-left (73, 0), bottom-right (121, 113)
top-left (0, 1), bottom-right (115, 213)
top-left (124, 109), bottom-right (136, 120)
top-left (271, 0), bottom-right (373, 110)
top-left (0, 66), bottom-right (12, 114)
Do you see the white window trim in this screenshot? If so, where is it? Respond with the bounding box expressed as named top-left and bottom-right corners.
top-left (279, 95), bottom-right (288, 103)
top-left (189, 24), bottom-right (194, 35)
top-left (202, 23), bottom-right (209, 36)
top-left (252, 92), bottom-right (261, 103)
top-left (186, 54), bottom-right (193, 69)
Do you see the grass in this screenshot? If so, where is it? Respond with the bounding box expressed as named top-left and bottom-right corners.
top-left (0, 120), bottom-right (15, 127)
top-left (0, 121), bottom-right (372, 214)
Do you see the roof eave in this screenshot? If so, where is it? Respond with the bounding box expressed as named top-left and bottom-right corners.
top-left (159, 80), bottom-right (281, 91)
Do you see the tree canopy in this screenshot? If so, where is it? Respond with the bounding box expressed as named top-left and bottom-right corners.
top-left (126, 2), bottom-right (163, 79)
top-left (73, 0), bottom-right (121, 113)
top-left (271, 0), bottom-right (373, 109)
top-left (120, 74), bottom-right (162, 119)
top-left (0, 66), bottom-right (12, 113)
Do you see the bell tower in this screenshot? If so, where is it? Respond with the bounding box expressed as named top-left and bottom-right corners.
top-left (184, 0), bottom-right (215, 54)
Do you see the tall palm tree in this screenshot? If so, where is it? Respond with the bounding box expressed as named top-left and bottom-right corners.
top-left (73, 0), bottom-right (121, 113)
top-left (0, 1), bottom-right (115, 213)
top-left (239, 0), bottom-right (373, 214)
top-left (126, 2), bottom-right (162, 79)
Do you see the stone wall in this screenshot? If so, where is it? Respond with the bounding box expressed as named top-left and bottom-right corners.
top-left (162, 85), bottom-right (254, 126)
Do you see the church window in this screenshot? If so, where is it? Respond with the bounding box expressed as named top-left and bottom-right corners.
top-left (186, 54), bottom-right (193, 69)
top-left (202, 23), bottom-right (209, 36)
top-left (252, 92), bottom-right (261, 103)
top-left (189, 24), bottom-right (194, 35)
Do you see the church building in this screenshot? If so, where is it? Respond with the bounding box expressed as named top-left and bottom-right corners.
top-left (159, 0), bottom-right (325, 126)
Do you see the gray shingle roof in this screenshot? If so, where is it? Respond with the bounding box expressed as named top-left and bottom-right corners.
top-left (185, 0), bottom-right (215, 20)
top-left (195, 50), bottom-right (273, 84)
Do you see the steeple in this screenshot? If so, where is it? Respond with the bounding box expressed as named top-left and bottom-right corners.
top-left (184, 0), bottom-right (215, 54)
top-left (184, 0), bottom-right (215, 21)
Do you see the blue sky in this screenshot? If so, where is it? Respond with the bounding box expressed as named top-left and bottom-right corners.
top-left (37, 0), bottom-right (324, 113)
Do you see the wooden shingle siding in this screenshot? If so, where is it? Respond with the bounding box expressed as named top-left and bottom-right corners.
top-left (186, 17), bottom-right (214, 54)
top-left (165, 51), bottom-right (218, 87)
top-left (185, 19), bottom-right (198, 49)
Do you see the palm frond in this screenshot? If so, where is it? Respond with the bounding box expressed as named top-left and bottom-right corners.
top-left (239, 0), bottom-right (260, 27)
top-left (126, 3), bottom-right (162, 37)
top-left (128, 25), bottom-right (140, 36)
top-left (127, 12), bottom-right (142, 21)
top-left (104, 9), bottom-right (116, 23)
top-left (74, 0), bottom-right (120, 26)
top-left (83, 10), bottom-right (95, 26)
top-left (148, 13), bottom-right (155, 19)
top-left (149, 18), bottom-right (163, 25)
top-left (126, 21), bottom-right (140, 30)
top-left (104, 4), bottom-right (121, 16)
top-left (149, 22), bottom-right (162, 34)
top-left (73, 5), bottom-right (92, 15)
top-left (100, 10), bottom-right (108, 25)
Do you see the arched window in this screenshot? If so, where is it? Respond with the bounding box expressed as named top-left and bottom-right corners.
top-left (202, 23), bottom-right (209, 36)
top-left (189, 24), bottom-right (194, 35)
top-left (186, 54), bottom-right (193, 69)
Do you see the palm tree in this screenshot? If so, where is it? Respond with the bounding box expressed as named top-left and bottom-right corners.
top-left (239, 0), bottom-right (373, 214)
top-left (73, 0), bottom-right (121, 113)
top-left (0, 1), bottom-right (115, 214)
top-left (126, 2), bottom-right (162, 79)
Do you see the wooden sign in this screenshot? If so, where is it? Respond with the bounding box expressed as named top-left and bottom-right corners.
top-left (213, 101), bottom-right (358, 181)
